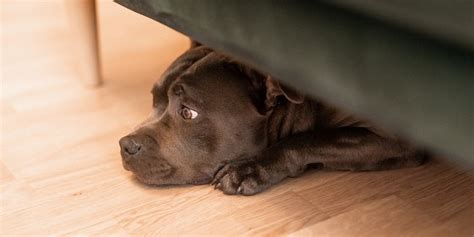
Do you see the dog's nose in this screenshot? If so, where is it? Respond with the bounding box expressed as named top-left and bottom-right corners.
top-left (119, 136), bottom-right (142, 156)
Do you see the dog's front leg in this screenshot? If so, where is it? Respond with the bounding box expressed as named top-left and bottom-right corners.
top-left (212, 127), bottom-right (424, 195)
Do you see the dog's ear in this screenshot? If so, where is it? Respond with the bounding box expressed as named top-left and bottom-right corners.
top-left (225, 59), bottom-right (304, 114)
top-left (245, 70), bottom-right (304, 114)
top-left (264, 76), bottom-right (304, 109)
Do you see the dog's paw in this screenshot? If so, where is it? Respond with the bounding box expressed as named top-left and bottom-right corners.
top-left (211, 159), bottom-right (271, 195)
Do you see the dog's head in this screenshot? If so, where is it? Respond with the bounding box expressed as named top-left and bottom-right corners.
top-left (119, 46), bottom-right (303, 185)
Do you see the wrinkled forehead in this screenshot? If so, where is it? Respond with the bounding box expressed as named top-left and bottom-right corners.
top-left (150, 47), bottom-right (214, 92)
top-left (151, 51), bottom-right (231, 90)
top-left (151, 50), bottom-right (254, 111)
top-left (179, 53), bottom-right (245, 91)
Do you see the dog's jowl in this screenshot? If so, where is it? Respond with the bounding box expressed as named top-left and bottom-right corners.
top-left (119, 45), bottom-right (425, 196)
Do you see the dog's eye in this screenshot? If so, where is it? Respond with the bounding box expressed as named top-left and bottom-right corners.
top-left (180, 107), bottom-right (198, 120)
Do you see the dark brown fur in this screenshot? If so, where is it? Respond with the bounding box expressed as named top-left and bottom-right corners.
top-left (119, 45), bottom-right (425, 195)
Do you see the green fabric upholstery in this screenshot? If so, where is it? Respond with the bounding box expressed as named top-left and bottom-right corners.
top-left (115, 0), bottom-right (474, 165)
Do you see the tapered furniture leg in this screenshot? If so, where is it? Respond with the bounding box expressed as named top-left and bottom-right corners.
top-left (64, 0), bottom-right (102, 87)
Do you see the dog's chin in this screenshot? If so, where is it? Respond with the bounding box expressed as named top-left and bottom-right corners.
top-left (134, 173), bottom-right (178, 186)
top-left (135, 175), bottom-right (163, 185)
top-left (133, 172), bottom-right (212, 186)
top-left (124, 165), bottom-right (176, 185)
top-left (189, 175), bottom-right (213, 185)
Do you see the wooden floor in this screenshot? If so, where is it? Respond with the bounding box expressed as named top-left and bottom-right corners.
top-left (1, 1), bottom-right (473, 236)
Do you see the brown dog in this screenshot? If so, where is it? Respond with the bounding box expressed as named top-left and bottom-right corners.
top-left (119, 44), bottom-right (425, 195)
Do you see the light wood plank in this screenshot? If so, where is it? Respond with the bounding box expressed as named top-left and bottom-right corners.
top-left (0, 161), bottom-right (14, 185)
top-left (290, 195), bottom-right (442, 237)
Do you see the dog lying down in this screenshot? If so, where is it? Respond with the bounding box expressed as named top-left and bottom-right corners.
top-left (119, 43), bottom-right (425, 195)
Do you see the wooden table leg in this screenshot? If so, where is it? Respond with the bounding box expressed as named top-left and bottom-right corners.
top-left (64, 0), bottom-right (102, 87)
